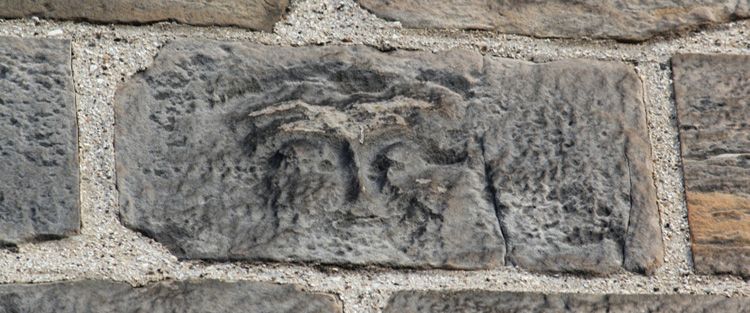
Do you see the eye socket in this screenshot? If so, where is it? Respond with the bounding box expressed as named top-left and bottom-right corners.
top-left (319, 160), bottom-right (335, 172)
top-left (268, 139), bottom-right (335, 170)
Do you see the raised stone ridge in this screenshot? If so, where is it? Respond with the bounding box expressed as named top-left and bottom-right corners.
top-left (114, 39), bottom-right (662, 274)
top-left (673, 53), bottom-right (750, 276)
top-left (0, 36), bottom-right (79, 247)
top-left (384, 290), bottom-right (750, 313)
top-left (356, 0), bottom-right (750, 42)
top-left (0, 280), bottom-right (342, 312)
top-left (0, 0), bottom-right (289, 32)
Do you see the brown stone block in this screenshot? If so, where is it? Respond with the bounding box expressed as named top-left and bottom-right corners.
top-left (674, 53), bottom-right (750, 275)
top-left (687, 192), bottom-right (750, 275)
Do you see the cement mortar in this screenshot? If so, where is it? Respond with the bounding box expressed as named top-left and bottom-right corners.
top-left (0, 0), bottom-right (749, 312)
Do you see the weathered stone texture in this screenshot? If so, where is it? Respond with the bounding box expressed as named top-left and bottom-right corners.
top-left (115, 39), bottom-right (661, 273)
top-left (480, 59), bottom-right (661, 274)
top-left (356, 0), bottom-right (750, 42)
top-left (384, 290), bottom-right (750, 313)
top-left (0, 37), bottom-right (79, 247)
top-left (0, 0), bottom-right (289, 32)
top-left (115, 41), bottom-right (506, 269)
top-left (0, 280), bottom-right (341, 312)
top-left (674, 53), bottom-right (750, 276)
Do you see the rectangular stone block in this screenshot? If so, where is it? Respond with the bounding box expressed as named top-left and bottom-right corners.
top-left (0, 36), bottom-right (79, 247)
top-left (115, 40), bottom-right (661, 274)
top-left (480, 56), bottom-right (660, 275)
top-left (384, 290), bottom-right (750, 313)
top-left (356, 0), bottom-right (750, 41)
top-left (674, 53), bottom-right (750, 276)
top-left (0, 0), bottom-right (289, 32)
top-left (0, 280), bottom-right (341, 312)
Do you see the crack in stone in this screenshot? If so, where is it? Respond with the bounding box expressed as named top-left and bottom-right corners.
top-left (479, 133), bottom-right (509, 264)
top-left (623, 142), bottom-right (634, 267)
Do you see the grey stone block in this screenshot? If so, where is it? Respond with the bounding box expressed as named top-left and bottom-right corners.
top-left (0, 0), bottom-right (289, 32)
top-left (356, 0), bottom-right (750, 42)
top-left (0, 36), bottom-right (79, 247)
top-left (479, 57), bottom-right (661, 274)
top-left (115, 40), bottom-right (661, 273)
top-left (0, 280), bottom-right (341, 313)
top-left (384, 290), bottom-right (750, 313)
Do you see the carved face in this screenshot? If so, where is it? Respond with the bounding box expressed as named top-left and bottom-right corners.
top-left (364, 128), bottom-right (476, 213)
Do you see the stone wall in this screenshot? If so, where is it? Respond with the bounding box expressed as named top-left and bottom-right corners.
top-left (1, 0), bottom-right (750, 312)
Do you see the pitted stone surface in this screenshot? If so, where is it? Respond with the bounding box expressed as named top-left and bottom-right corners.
top-left (115, 39), bottom-right (661, 273)
top-left (0, 280), bottom-right (342, 312)
top-left (674, 53), bottom-right (750, 276)
top-left (0, 0), bottom-right (288, 32)
top-left (384, 290), bottom-right (750, 313)
top-left (480, 57), bottom-right (661, 274)
top-left (356, 0), bottom-right (750, 42)
top-left (0, 36), bottom-right (79, 247)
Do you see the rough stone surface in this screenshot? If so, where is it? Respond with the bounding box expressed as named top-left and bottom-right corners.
top-left (115, 39), bottom-right (661, 273)
top-left (674, 53), bottom-right (750, 276)
top-left (481, 56), bottom-right (661, 274)
top-left (0, 36), bottom-right (79, 247)
top-left (0, 280), bottom-right (341, 312)
top-left (356, 0), bottom-right (750, 42)
top-left (0, 0), bottom-right (289, 32)
top-left (115, 41), bottom-right (506, 270)
top-left (384, 290), bottom-right (750, 313)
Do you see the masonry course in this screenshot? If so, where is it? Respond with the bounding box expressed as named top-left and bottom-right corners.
top-left (1, 0), bottom-right (749, 311)
top-left (0, 36), bottom-right (79, 247)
